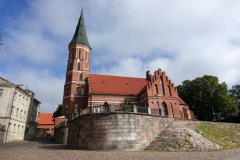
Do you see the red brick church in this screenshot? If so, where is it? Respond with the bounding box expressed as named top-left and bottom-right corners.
top-left (62, 9), bottom-right (194, 120)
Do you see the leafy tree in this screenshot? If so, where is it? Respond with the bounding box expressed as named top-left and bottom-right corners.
top-left (120, 98), bottom-right (133, 112)
top-left (229, 85), bottom-right (240, 110)
top-left (53, 104), bottom-right (62, 118)
top-left (177, 75), bottom-right (239, 121)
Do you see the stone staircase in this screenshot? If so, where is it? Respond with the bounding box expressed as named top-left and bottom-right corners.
top-left (145, 120), bottom-right (221, 151)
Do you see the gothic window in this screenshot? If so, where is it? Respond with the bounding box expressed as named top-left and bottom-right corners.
top-left (75, 86), bottom-right (79, 95)
top-left (103, 102), bottom-right (109, 112)
top-left (74, 104), bottom-right (78, 113)
top-left (79, 73), bottom-right (83, 81)
top-left (77, 62), bottom-right (80, 70)
top-left (81, 88), bottom-right (84, 95)
top-left (68, 75), bottom-right (71, 82)
top-left (155, 84), bottom-right (159, 95)
top-left (161, 102), bottom-right (168, 116)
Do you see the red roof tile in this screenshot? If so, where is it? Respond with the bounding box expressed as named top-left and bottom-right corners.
top-left (38, 113), bottom-right (54, 125)
top-left (90, 74), bottom-right (148, 96)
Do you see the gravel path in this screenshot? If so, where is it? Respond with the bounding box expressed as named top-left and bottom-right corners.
top-left (0, 138), bottom-right (240, 160)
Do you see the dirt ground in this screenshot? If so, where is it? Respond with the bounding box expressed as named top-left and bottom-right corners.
top-left (0, 138), bottom-right (240, 160)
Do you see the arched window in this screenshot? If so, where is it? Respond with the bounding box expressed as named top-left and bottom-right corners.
top-left (161, 102), bottom-right (168, 116)
top-left (77, 62), bottom-right (80, 70)
top-left (155, 84), bottom-right (159, 94)
top-left (103, 102), bottom-right (109, 112)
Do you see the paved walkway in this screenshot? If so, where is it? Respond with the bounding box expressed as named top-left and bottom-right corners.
top-left (0, 138), bottom-right (240, 160)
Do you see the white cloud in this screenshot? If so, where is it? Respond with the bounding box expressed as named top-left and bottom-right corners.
top-left (1, 0), bottom-right (240, 113)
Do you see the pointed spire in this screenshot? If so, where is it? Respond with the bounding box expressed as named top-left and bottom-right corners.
top-left (69, 8), bottom-right (91, 49)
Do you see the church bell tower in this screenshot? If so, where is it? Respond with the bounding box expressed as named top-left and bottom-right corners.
top-left (62, 8), bottom-right (91, 117)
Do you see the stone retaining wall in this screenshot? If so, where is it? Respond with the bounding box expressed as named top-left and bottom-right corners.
top-left (67, 112), bottom-right (173, 150)
top-left (54, 126), bottom-right (68, 145)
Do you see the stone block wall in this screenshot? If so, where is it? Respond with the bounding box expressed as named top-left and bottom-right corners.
top-left (67, 112), bottom-right (173, 150)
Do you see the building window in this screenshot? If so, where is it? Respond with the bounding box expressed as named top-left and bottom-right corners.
top-left (81, 88), bottom-right (84, 95)
top-left (16, 108), bottom-right (19, 117)
top-left (13, 124), bottom-right (16, 133)
top-left (68, 75), bottom-right (71, 82)
top-left (0, 88), bottom-right (3, 97)
top-left (23, 111), bottom-right (26, 119)
top-left (21, 126), bottom-right (24, 134)
top-left (74, 104), bottom-right (78, 113)
top-left (17, 125), bottom-right (20, 134)
top-left (77, 62), bottom-right (80, 70)
top-left (161, 103), bottom-right (168, 116)
top-left (79, 73), bottom-right (83, 81)
top-left (75, 86), bottom-right (79, 95)
top-left (85, 62), bottom-right (88, 67)
top-left (67, 86), bottom-right (70, 96)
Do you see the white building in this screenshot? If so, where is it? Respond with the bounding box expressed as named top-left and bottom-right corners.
top-left (0, 77), bottom-right (40, 143)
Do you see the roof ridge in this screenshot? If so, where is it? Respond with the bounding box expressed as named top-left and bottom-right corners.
top-left (90, 73), bottom-right (146, 79)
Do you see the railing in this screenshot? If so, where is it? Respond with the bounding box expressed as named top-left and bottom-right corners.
top-left (137, 107), bottom-right (148, 114)
top-left (70, 105), bottom-right (168, 120)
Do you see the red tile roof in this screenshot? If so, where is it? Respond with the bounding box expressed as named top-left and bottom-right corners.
top-left (38, 113), bottom-right (54, 125)
top-left (90, 74), bottom-right (148, 96)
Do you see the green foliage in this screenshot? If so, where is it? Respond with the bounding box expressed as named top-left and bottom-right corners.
top-left (120, 98), bottom-right (133, 112)
top-left (230, 85), bottom-right (240, 109)
top-left (177, 75), bottom-right (239, 121)
top-left (53, 104), bottom-right (62, 118)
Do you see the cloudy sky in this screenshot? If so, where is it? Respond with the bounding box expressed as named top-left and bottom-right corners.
top-left (1, 0), bottom-right (240, 113)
